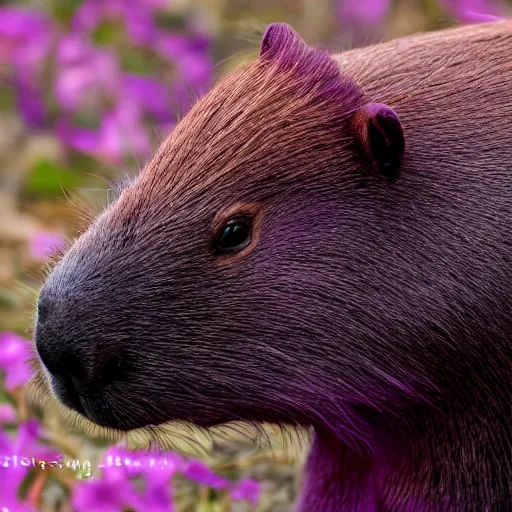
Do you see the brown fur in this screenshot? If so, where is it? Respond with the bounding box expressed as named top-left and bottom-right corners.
top-left (34, 21), bottom-right (512, 512)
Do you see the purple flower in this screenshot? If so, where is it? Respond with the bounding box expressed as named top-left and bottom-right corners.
top-left (57, 110), bottom-right (151, 163)
top-left (55, 66), bottom-right (152, 161)
top-left (177, 52), bottom-right (213, 89)
top-left (337, 0), bottom-right (391, 26)
top-left (9, 419), bottom-right (60, 462)
top-left (123, 4), bottom-right (157, 46)
top-left (28, 231), bottom-right (65, 261)
top-left (98, 106), bottom-right (151, 161)
top-left (0, 8), bottom-right (53, 67)
top-left (0, 8), bottom-right (54, 127)
top-left (230, 478), bottom-right (261, 505)
top-left (440, 0), bottom-right (504, 22)
top-left (154, 34), bottom-right (191, 60)
top-left (154, 33), bottom-right (213, 90)
top-left (141, 458), bottom-right (177, 512)
top-left (73, 467), bottom-right (143, 512)
top-left (54, 35), bottom-right (119, 112)
top-left (84, 447), bottom-right (181, 512)
top-left (181, 460), bottom-right (230, 490)
top-left (0, 420), bottom-right (57, 512)
top-left (71, 0), bottom-right (161, 45)
top-left (121, 74), bottom-right (172, 123)
top-left (0, 332), bottom-right (33, 391)
top-left (3, 2), bottom-right (212, 161)
top-left (0, 456), bottom-right (34, 512)
top-left (93, 447), bottom-right (261, 510)
top-left (14, 80), bottom-right (46, 128)
top-left (0, 404), bottom-right (16, 425)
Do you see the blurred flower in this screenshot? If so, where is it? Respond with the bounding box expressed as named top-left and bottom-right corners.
top-left (28, 231), bottom-right (65, 261)
top-left (337, 0), bottom-right (391, 26)
top-left (440, 0), bottom-right (504, 22)
top-left (57, 105), bottom-right (150, 163)
top-left (230, 478), bottom-right (261, 505)
top-left (122, 74), bottom-right (172, 123)
top-left (0, 332), bottom-right (33, 390)
top-left (176, 51), bottom-right (213, 89)
top-left (154, 33), bottom-right (213, 90)
top-left (73, 466), bottom-right (143, 512)
top-left (0, 8), bottom-right (54, 127)
top-left (14, 80), bottom-right (46, 128)
top-left (54, 35), bottom-right (119, 112)
top-left (12, 420), bottom-right (60, 462)
top-left (0, 404), bottom-right (17, 425)
top-left (0, 420), bottom-right (57, 512)
top-left (0, 458), bottom-right (34, 512)
top-left (0, 7), bottom-right (53, 68)
top-left (141, 456), bottom-right (177, 512)
top-left (181, 460), bottom-right (230, 489)
top-left (77, 447), bottom-right (180, 512)
top-left (71, 0), bottom-right (168, 46)
top-left (2, 1), bottom-right (212, 161)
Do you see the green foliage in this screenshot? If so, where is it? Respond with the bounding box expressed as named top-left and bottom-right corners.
top-left (47, 0), bottom-right (84, 22)
top-left (24, 158), bottom-right (84, 197)
top-left (92, 21), bottom-right (126, 46)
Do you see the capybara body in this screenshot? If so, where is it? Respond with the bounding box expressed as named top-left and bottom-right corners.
top-left (35, 21), bottom-right (511, 511)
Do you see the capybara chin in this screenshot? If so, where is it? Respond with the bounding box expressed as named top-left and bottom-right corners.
top-left (34, 20), bottom-right (511, 512)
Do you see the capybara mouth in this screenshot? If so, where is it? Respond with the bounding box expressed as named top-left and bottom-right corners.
top-left (29, 356), bottom-right (142, 431)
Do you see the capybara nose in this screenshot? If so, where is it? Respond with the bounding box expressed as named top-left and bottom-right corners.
top-left (35, 294), bottom-right (123, 404)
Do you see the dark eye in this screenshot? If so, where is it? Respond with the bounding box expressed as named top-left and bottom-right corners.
top-left (213, 216), bottom-right (252, 255)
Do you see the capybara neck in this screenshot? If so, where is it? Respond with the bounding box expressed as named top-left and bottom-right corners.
top-left (298, 394), bottom-right (510, 511)
top-left (295, 21), bottom-right (512, 512)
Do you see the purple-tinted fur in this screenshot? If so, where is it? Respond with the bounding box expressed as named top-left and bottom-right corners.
top-left (260, 22), bottom-right (363, 102)
top-left (34, 21), bottom-right (512, 512)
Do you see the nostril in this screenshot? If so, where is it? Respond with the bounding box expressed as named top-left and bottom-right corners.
top-left (70, 352), bottom-right (126, 391)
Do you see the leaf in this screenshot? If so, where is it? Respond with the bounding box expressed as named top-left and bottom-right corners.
top-left (50, 0), bottom-right (84, 23)
top-left (24, 158), bottom-right (83, 198)
top-left (92, 21), bottom-right (125, 46)
top-left (0, 287), bottom-right (21, 310)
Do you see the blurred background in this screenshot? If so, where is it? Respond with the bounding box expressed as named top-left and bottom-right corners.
top-left (0, 0), bottom-right (510, 511)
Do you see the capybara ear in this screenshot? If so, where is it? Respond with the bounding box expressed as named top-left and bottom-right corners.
top-left (351, 102), bottom-right (405, 182)
top-left (259, 22), bottom-right (310, 60)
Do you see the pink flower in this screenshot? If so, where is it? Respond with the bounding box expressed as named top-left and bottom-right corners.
top-left (28, 232), bottom-right (64, 262)
top-left (0, 420), bottom-right (57, 512)
top-left (0, 332), bottom-right (33, 391)
top-left (0, 404), bottom-right (17, 426)
top-left (54, 35), bottom-right (119, 112)
top-left (14, 79), bottom-right (46, 127)
top-left (121, 74), bottom-right (173, 123)
top-left (153, 33), bottom-right (213, 90)
top-left (0, 456), bottom-right (34, 512)
top-left (71, 0), bottom-right (162, 45)
top-left (0, 7), bottom-right (53, 68)
top-left (440, 0), bottom-right (505, 22)
top-left (56, 105), bottom-right (151, 163)
top-left (230, 478), bottom-right (261, 505)
top-left (0, 8), bottom-right (54, 127)
top-left (75, 447), bottom-right (181, 512)
top-left (73, 467), bottom-right (144, 512)
top-left (181, 460), bottom-right (230, 489)
top-left (338, 0), bottom-right (391, 25)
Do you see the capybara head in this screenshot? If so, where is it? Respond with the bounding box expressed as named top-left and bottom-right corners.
top-left (35, 23), bottom-right (410, 437)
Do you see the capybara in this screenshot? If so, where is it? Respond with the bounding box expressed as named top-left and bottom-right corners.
top-left (34, 21), bottom-right (512, 512)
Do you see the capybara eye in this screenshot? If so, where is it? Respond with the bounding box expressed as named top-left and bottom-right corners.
top-left (213, 216), bottom-right (252, 255)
